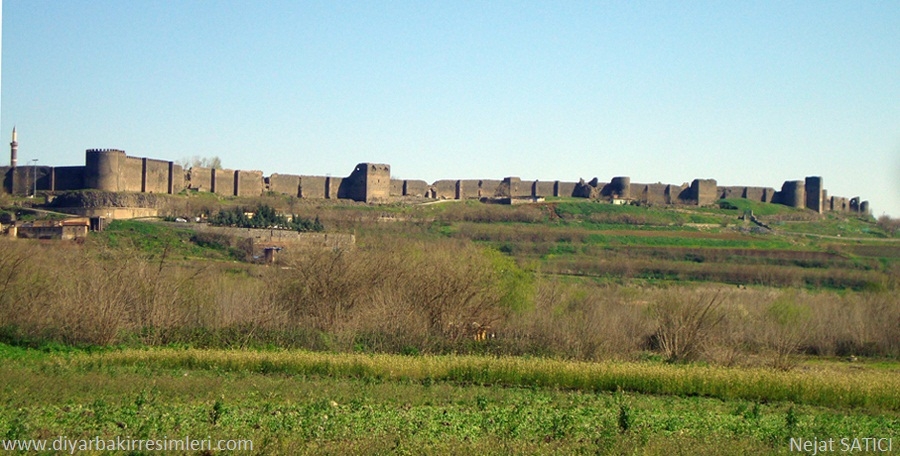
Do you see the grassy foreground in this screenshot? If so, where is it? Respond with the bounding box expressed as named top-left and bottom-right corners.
top-left (2, 346), bottom-right (898, 455)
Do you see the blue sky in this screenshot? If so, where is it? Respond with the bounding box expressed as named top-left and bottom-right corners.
top-left (2, 1), bottom-right (898, 215)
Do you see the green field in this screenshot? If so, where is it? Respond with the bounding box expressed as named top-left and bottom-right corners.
top-left (1, 345), bottom-right (898, 455)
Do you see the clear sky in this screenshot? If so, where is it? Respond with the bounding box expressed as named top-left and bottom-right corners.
top-left (2, 1), bottom-right (898, 216)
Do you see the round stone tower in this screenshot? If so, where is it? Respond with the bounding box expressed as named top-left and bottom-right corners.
top-left (610, 176), bottom-right (631, 199)
top-left (779, 181), bottom-right (805, 208)
top-left (85, 149), bottom-right (126, 191)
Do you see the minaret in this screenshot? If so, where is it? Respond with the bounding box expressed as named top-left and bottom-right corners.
top-left (10, 127), bottom-right (18, 168)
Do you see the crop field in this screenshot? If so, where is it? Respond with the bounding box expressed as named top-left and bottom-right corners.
top-left (1, 345), bottom-right (898, 455)
top-left (1, 194), bottom-right (898, 454)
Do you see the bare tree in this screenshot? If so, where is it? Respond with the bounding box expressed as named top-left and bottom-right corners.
top-left (178, 156), bottom-right (222, 169)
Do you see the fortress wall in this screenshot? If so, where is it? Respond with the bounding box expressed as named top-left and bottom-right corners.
top-left (0, 167), bottom-right (9, 193)
top-left (668, 184), bottom-right (688, 204)
top-left (170, 163), bottom-right (184, 193)
top-left (364, 164), bottom-right (391, 201)
top-left (143, 158), bottom-right (170, 193)
top-left (556, 181), bottom-right (577, 197)
top-left (719, 186), bottom-right (743, 199)
top-left (860, 201), bottom-right (870, 215)
top-left (85, 149), bottom-right (124, 191)
top-left (432, 180), bottom-right (457, 199)
top-left (535, 181), bottom-right (555, 198)
top-left (777, 180), bottom-right (805, 208)
top-left (236, 170), bottom-right (264, 197)
top-left (338, 164), bottom-right (367, 201)
top-left (121, 156), bottom-right (143, 192)
top-left (805, 176), bottom-right (824, 213)
top-left (640, 183), bottom-right (669, 204)
top-left (742, 187), bottom-right (769, 202)
top-left (850, 197), bottom-right (861, 213)
top-left (403, 180), bottom-right (429, 197)
top-left (213, 169), bottom-right (236, 196)
top-left (606, 177), bottom-right (631, 199)
top-left (53, 166), bottom-right (85, 191)
top-left (494, 177), bottom-right (525, 198)
top-left (327, 177), bottom-right (343, 199)
top-left (676, 186), bottom-right (693, 203)
top-left (457, 180), bottom-right (481, 199)
top-left (269, 174), bottom-right (301, 196)
top-left (11, 166), bottom-right (53, 194)
top-left (389, 179), bottom-right (404, 197)
top-left (507, 177), bottom-right (530, 197)
top-left (479, 180), bottom-right (503, 197)
top-left (300, 175), bottom-right (327, 199)
top-left (689, 179), bottom-right (718, 206)
top-left (628, 183), bottom-right (643, 200)
top-left (513, 178), bottom-right (530, 197)
top-left (831, 196), bottom-right (848, 212)
top-left (189, 167), bottom-right (213, 192)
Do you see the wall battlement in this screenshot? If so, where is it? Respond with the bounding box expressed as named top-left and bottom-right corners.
top-left (0, 149), bottom-right (873, 214)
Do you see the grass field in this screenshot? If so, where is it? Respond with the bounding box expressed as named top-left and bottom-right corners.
top-left (1, 345), bottom-right (897, 455)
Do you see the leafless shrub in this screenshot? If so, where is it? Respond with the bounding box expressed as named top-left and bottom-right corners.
top-left (877, 215), bottom-right (900, 237)
top-left (649, 291), bottom-right (725, 362)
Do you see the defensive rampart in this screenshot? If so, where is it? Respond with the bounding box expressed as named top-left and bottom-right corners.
top-left (0, 149), bottom-right (872, 214)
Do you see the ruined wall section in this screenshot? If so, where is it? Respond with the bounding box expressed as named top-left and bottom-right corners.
top-left (402, 180), bottom-right (429, 197)
top-left (685, 179), bottom-right (718, 206)
top-left (188, 167), bottom-right (213, 192)
top-left (742, 187), bottom-right (774, 202)
top-left (456, 180), bottom-right (479, 199)
top-left (389, 179), bottom-right (404, 197)
top-left (635, 183), bottom-right (669, 204)
top-left (327, 177), bottom-right (343, 199)
top-left (431, 180), bottom-right (457, 199)
top-left (337, 167), bottom-right (365, 201)
top-left (775, 180), bottom-right (805, 208)
top-left (604, 177), bottom-right (631, 199)
top-left (170, 164), bottom-right (184, 193)
top-left (805, 176), bottom-right (824, 213)
top-left (53, 166), bottom-right (86, 191)
top-left (121, 157), bottom-right (143, 192)
top-left (10, 166), bottom-right (53, 194)
top-left (212, 169), bottom-right (236, 196)
top-left (556, 181), bottom-right (577, 197)
top-left (143, 158), bottom-right (170, 193)
top-left (364, 164), bottom-right (391, 201)
top-left (0, 167), bottom-right (9, 193)
top-left (337, 163), bottom-right (390, 202)
top-left (534, 181), bottom-right (555, 198)
top-left (299, 176), bottom-right (326, 199)
top-left (236, 170), bottom-right (264, 197)
top-left (269, 174), bottom-right (301, 196)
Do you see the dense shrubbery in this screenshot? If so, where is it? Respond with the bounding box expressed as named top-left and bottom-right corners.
top-left (210, 204), bottom-right (323, 232)
top-left (1, 237), bottom-right (897, 366)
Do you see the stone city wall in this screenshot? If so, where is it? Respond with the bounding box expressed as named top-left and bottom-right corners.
top-left (299, 175), bottom-right (327, 199)
top-left (0, 148), bottom-right (873, 213)
top-left (236, 170), bottom-right (264, 197)
top-left (269, 173), bottom-right (301, 196)
top-left (143, 158), bottom-right (171, 193)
